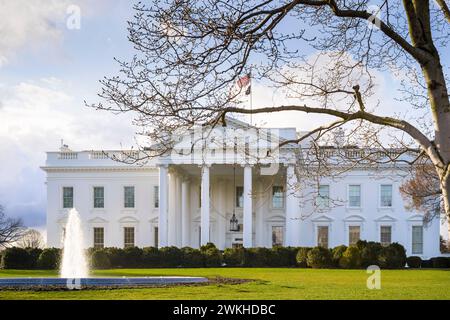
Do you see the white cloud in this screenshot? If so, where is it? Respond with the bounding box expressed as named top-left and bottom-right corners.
top-left (0, 0), bottom-right (73, 66)
top-left (0, 78), bottom-right (135, 228)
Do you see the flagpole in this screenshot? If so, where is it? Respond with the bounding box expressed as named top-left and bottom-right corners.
top-left (249, 70), bottom-right (253, 126)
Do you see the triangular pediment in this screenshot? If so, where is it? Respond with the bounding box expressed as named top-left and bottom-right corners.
top-left (374, 214), bottom-right (397, 222)
top-left (149, 216), bottom-right (159, 223)
top-left (407, 214), bottom-right (424, 222)
top-left (87, 217), bottom-right (109, 224)
top-left (118, 216), bottom-right (140, 223)
top-left (311, 215), bottom-right (334, 223)
top-left (343, 214), bottom-right (365, 222)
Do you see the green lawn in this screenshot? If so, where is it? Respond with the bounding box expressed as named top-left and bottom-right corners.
top-left (0, 268), bottom-right (449, 300)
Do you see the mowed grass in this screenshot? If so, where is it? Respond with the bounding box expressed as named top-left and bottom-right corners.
top-left (0, 268), bottom-right (449, 300)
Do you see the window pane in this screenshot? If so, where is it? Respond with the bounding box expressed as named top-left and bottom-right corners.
top-left (380, 226), bottom-right (392, 246)
top-left (272, 186), bottom-right (284, 208)
top-left (317, 226), bottom-right (329, 248)
top-left (316, 185), bottom-right (330, 207)
top-left (124, 186), bottom-right (135, 208)
top-left (124, 227), bottom-right (135, 248)
top-left (93, 187), bottom-right (104, 208)
top-left (93, 227), bottom-right (104, 249)
top-left (412, 226), bottom-right (423, 254)
top-left (63, 187), bottom-right (73, 208)
top-left (348, 185), bottom-right (361, 207)
top-left (236, 186), bottom-right (243, 208)
top-left (272, 226), bottom-right (283, 246)
top-left (380, 184), bottom-right (393, 207)
top-left (154, 186), bottom-right (159, 208)
top-left (349, 226), bottom-right (360, 246)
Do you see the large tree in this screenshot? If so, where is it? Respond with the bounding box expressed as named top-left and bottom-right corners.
top-left (0, 205), bottom-right (24, 248)
top-left (92, 1), bottom-right (449, 235)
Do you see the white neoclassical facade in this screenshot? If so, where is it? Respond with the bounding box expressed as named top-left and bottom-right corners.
top-left (42, 118), bottom-right (441, 258)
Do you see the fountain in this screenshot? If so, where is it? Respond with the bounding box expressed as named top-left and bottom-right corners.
top-left (60, 209), bottom-right (89, 278)
top-left (0, 208), bottom-right (207, 289)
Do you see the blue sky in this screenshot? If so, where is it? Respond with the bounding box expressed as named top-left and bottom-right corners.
top-left (0, 1), bottom-right (447, 238)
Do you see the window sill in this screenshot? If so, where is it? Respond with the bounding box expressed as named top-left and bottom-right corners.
top-left (91, 209), bottom-right (106, 214)
top-left (121, 209), bottom-right (137, 215)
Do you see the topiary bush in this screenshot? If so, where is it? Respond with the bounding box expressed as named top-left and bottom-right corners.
top-left (378, 243), bottom-right (406, 269)
top-left (90, 249), bottom-right (111, 269)
top-left (430, 257), bottom-right (450, 268)
top-left (201, 243), bottom-right (222, 267)
top-left (359, 241), bottom-right (383, 268)
top-left (331, 245), bottom-right (347, 267)
top-left (159, 246), bottom-right (183, 267)
top-left (269, 246), bottom-right (293, 267)
top-left (339, 246), bottom-right (362, 269)
top-left (0, 247), bottom-right (33, 269)
top-left (25, 248), bottom-right (43, 269)
top-left (142, 247), bottom-right (161, 267)
top-left (181, 247), bottom-right (204, 267)
top-left (123, 247), bottom-right (143, 268)
top-left (296, 247), bottom-right (312, 268)
top-left (37, 248), bottom-right (61, 270)
top-left (104, 247), bottom-right (126, 268)
top-left (306, 247), bottom-right (332, 268)
top-left (223, 247), bottom-right (243, 266)
top-left (406, 256), bottom-right (422, 268)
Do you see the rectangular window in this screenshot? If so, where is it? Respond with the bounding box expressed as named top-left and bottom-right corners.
top-left (316, 185), bottom-right (330, 208)
top-left (272, 226), bottom-right (284, 247)
top-left (154, 186), bottom-right (159, 208)
top-left (236, 186), bottom-right (244, 208)
top-left (349, 226), bottom-right (361, 246)
top-left (380, 184), bottom-right (393, 207)
top-left (93, 227), bottom-right (104, 249)
top-left (348, 185), bottom-right (361, 207)
top-left (412, 226), bottom-right (423, 254)
top-left (63, 187), bottom-right (73, 208)
top-left (154, 227), bottom-right (158, 247)
top-left (124, 186), bottom-right (135, 208)
top-left (317, 226), bottom-right (329, 248)
top-left (124, 227), bottom-right (135, 248)
top-left (93, 187), bottom-right (104, 208)
top-left (272, 186), bottom-right (284, 208)
top-left (380, 226), bottom-right (392, 246)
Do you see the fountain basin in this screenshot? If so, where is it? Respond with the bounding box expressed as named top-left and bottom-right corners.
top-left (0, 276), bottom-right (208, 288)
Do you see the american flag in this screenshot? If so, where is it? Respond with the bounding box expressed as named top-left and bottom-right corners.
top-left (236, 73), bottom-right (251, 95)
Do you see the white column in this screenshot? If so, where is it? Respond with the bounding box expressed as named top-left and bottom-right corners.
top-left (200, 165), bottom-right (210, 245)
top-left (158, 165), bottom-right (168, 247)
top-left (256, 178), bottom-right (265, 247)
top-left (181, 178), bottom-right (190, 247)
top-left (243, 165), bottom-right (253, 248)
top-left (217, 179), bottom-right (226, 250)
top-left (176, 174), bottom-right (182, 247)
top-left (168, 170), bottom-right (177, 246)
top-left (285, 164), bottom-right (300, 246)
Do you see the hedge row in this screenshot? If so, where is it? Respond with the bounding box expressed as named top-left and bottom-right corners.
top-left (406, 256), bottom-right (450, 268)
top-left (295, 241), bottom-right (408, 269)
top-left (1, 241), bottom-right (449, 270)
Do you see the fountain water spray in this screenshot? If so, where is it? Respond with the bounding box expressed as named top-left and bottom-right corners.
top-left (60, 208), bottom-right (89, 278)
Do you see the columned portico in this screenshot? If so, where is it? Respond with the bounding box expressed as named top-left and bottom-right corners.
top-left (158, 165), bottom-right (168, 247)
top-left (200, 165), bottom-right (210, 245)
top-left (243, 165), bottom-right (253, 248)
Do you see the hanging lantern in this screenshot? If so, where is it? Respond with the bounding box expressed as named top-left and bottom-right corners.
top-left (230, 213), bottom-right (239, 232)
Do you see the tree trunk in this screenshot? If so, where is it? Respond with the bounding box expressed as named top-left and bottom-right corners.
top-left (441, 170), bottom-right (450, 242)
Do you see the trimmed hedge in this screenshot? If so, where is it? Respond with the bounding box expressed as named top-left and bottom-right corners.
top-left (3, 242), bottom-right (448, 270)
top-left (37, 248), bottom-right (61, 270)
top-left (307, 247), bottom-right (332, 269)
top-left (406, 256), bottom-right (422, 268)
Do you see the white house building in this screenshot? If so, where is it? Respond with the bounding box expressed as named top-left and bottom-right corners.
top-left (42, 118), bottom-right (441, 258)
